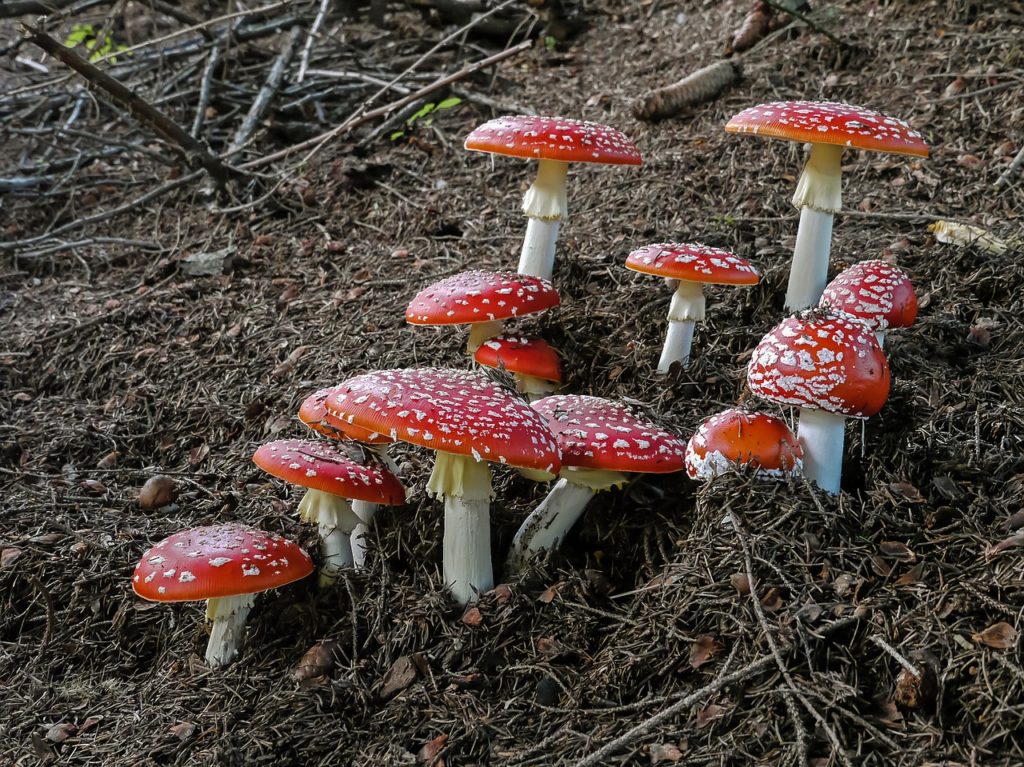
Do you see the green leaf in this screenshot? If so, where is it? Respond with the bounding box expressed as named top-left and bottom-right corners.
top-left (390, 131), bottom-right (405, 141)
top-left (436, 97), bottom-right (462, 110)
top-left (407, 102), bottom-right (437, 125)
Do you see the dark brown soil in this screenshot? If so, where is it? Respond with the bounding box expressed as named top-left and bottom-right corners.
top-left (2, 1), bottom-right (1023, 765)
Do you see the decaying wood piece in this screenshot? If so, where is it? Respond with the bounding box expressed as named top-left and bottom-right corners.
top-left (633, 59), bottom-right (741, 122)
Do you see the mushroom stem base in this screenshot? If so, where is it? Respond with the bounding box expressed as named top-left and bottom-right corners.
top-left (319, 525), bottom-right (354, 585)
top-left (796, 407), bottom-right (846, 495)
top-left (657, 320), bottom-right (696, 374)
top-left (349, 499), bottom-right (378, 570)
top-left (786, 206), bottom-right (834, 311)
top-left (518, 217), bottom-right (560, 280)
top-left (443, 495), bottom-right (494, 605)
top-left (505, 478), bottom-right (596, 574)
top-left (205, 594), bottom-right (255, 668)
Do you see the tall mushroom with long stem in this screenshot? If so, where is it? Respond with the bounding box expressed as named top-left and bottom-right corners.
top-left (724, 101), bottom-right (928, 310)
top-left (506, 395), bottom-right (687, 574)
top-left (819, 259), bottom-right (918, 348)
top-left (132, 524), bottom-right (313, 668)
top-left (464, 116), bottom-right (642, 280)
top-left (326, 368), bottom-right (560, 606)
top-left (406, 270), bottom-right (560, 353)
top-left (625, 243), bottom-right (760, 373)
top-left (746, 311), bottom-right (890, 494)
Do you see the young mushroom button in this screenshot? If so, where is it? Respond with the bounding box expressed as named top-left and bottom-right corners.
top-left (746, 311), bottom-right (890, 494)
top-left (725, 101), bottom-right (928, 310)
top-left (132, 524), bottom-right (313, 668)
top-left (820, 259), bottom-right (918, 348)
top-left (685, 409), bottom-right (803, 481)
top-left (464, 116), bottom-right (642, 280)
top-left (325, 368), bottom-right (561, 606)
top-left (625, 243), bottom-right (760, 374)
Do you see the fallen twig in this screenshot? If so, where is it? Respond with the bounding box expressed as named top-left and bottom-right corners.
top-left (760, 0), bottom-right (847, 48)
top-left (995, 144), bottom-right (1024, 189)
top-left (296, 0), bottom-right (331, 84)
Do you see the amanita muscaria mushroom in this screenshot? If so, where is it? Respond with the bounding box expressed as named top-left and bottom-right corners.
top-left (406, 270), bottom-right (560, 353)
top-left (325, 368), bottom-right (560, 605)
top-left (625, 243), bottom-right (760, 373)
top-left (132, 524), bottom-right (313, 667)
top-left (685, 409), bottom-right (803, 481)
top-left (820, 259), bottom-right (918, 348)
top-left (506, 395), bottom-right (687, 573)
top-left (253, 439), bottom-right (404, 584)
top-left (464, 116), bottom-right (642, 280)
top-left (474, 334), bottom-right (563, 401)
top-left (747, 311), bottom-right (890, 494)
top-left (725, 101), bottom-right (928, 310)
top-left (298, 387), bottom-right (400, 568)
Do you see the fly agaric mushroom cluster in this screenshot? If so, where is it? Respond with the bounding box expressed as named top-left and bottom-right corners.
top-left (131, 102), bottom-right (927, 668)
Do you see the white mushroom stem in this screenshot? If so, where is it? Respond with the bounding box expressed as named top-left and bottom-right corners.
top-left (350, 450), bottom-right (402, 569)
top-left (658, 280), bottom-right (706, 374)
top-left (518, 159), bottom-right (569, 280)
top-left (427, 450), bottom-right (494, 606)
top-left (297, 489), bottom-right (362, 584)
top-left (506, 468), bottom-right (628, 574)
top-left (467, 320), bottom-right (505, 353)
top-left (514, 373), bottom-right (560, 402)
top-left (204, 593), bottom-right (255, 668)
top-left (787, 142), bottom-right (843, 310)
top-left (796, 407), bottom-right (846, 495)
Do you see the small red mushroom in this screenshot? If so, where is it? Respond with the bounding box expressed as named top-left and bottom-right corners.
top-left (465, 116), bottom-right (642, 279)
top-left (820, 259), bottom-right (918, 347)
top-left (132, 524), bottom-right (313, 667)
top-left (473, 334), bottom-right (563, 400)
top-left (725, 101), bottom-right (928, 310)
top-left (685, 409), bottom-right (803, 481)
top-left (406, 270), bottom-right (560, 353)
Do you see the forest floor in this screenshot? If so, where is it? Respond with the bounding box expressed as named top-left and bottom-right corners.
top-left (1, 0), bottom-right (1023, 765)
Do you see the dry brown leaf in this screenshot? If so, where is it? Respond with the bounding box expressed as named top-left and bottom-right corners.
top-left (689, 635), bottom-right (722, 669)
top-left (80, 479), bottom-right (107, 494)
top-left (880, 541), bottom-right (917, 563)
top-left (97, 451), bottom-right (120, 469)
top-left (45, 723), bottom-right (77, 743)
top-left (271, 345), bottom-right (310, 378)
top-left (760, 588), bottom-right (784, 611)
top-left (168, 721), bottom-right (195, 740)
top-left (538, 582), bottom-right (563, 604)
top-left (461, 607), bottom-right (483, 626)
top-left (1, 547), bottom-right (23, 568)
top-left (730, 573), bottom-right (752, 595)
top-left (650, 742), bottom-right (685, 764)
top-left (139, 475), bottom-right (176, 510)
top-left (536, 636), bottom-right (560, 657)
top-left (694, 703), bottom-right (727, 729)
top-left (985, 534), bottom-right (1024, 560)
top-left (487, 583), bottom-right (512, 604)
top-left (896, 562), bottom-right (925, 585)
top-left (418, 734), bottom-right (448, 766)
top-left (379, 655), bottom-right (419, 700)
top-left (293, 641), bottom-right (337, 682)
top-left (888, 482), bottom-right (925, 503)
top-left (972, 622), bottom-right (1018, 649)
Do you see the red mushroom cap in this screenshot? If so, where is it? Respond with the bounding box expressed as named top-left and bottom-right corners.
top-left (253, 438), bottom-right (404, 505)
top-left (685, 409), bottom-right (803, 480)
top-left (324, 368), bottom-right (561, 473)
top-left (474, 335), bottom-right (563, 384)
top-left (820, 260), bottom-right (918, 332)
top-left (747, 312), bottom-right (891, 418)
top-left (464, 115), bottom-right (642, 166)
top-left (406, 271), bottom-right (560, 326)
top-left (625, 243), bottom-right (760, 285)
top-left (532, 395), bottom-right (687, 474)
top-left (132, 524), bottom-right (313, 602)
top-left (299, 387), bottom-right (393, 445)
top-left (725, 101), bottom-right (928, 158)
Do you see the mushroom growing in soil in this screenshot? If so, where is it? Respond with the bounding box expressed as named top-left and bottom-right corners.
top-left (625, 243), bottom-right (760, 373)
top-left (464, 116), bottom-right (642, 280)
top-left (819, 259), bottom-right (918, 348)
top-left (132, 524), bottom-right (313, 668)
top-left (746, 311), bottom-right (890, 494)
top-left (685, 409), bottom-right (803, 481)
top-left (252, 439), bottom-right (405, 584)
top-left (406, 270), bottom-right (561, 353)
top-left (506, 395), bottom-right (687, 574)
top-left (725, 101), bottom-right (928, 310)
top-left (298, 387), bottom-right (401, 568)
top-left (473, 334), bottom-right (563, 401)
top-left (325, 368), bottom-right (561, 605)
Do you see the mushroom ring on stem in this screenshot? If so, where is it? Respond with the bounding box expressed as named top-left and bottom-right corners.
top-left (725, 101), bottom-right (928, 310)
top-left (506, 394), bottom-right (687, 574)
top-left (325, 368), bottom-right (561, 606)
top-left (406, 270), bottom-right (560, 353)
top-left (685, 409), bottom-right (803, 481)
top-left (298, 387), bottom-right (402, 568)
top-left (132, 524), bottom-right (313, 668)
top-left (625, 243), bottom-right (760, 373)
top-left (464, 115), bottom-right (642, 280)
top-left (820, 259), bottom-right (918, 348)
top-left (253, 439), bottom-right (404, 584)
top-left (474, 334), bottom-right (563, 401)
top-left (746, 311), bottom-right (890, 495)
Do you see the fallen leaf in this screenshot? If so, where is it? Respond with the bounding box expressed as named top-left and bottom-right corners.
top-left (97, 451), bottom-right (120, 469)
top-left (379, 655), bottom-right (419, 700)
top-left (168, 721), bottom-right (195, 740)
top-left (650, 741), bottom-right (685, 764)
top-left (271, 345), bottom-right (310, 378)
top-left (888, 482), bottom-right (925, 503)
top-left (967, 324), bottom-right (992, 347)
top-left (1, 547), bottom-right (23, 568)
top-left (931, 476), bottom-right (961, 499)
top-left (694, 703), bottom-right (727, 729)
top-left (487, 583), bottom-right (512, 604)
top-left (79, 479), bottom-right (107, 494)
top-left (689, 635), bottom-right (721, 669)
top-left (45, 723), bottom-right (77, 743)
top-left (418, 734), bottom-right (448, 766)
top-left (943, 76), bottom-right (966, 97)
top-left (957, 153), bottom-right (984, 169)
top-left (461, 607), bottom-right (483, 626)
top-left (188, 443), bottom-right (210, 466)
top-left (985, 534), bottom-right (1024, 560)
top-left (139, 475), bottom-right (177, 510)
top-left (536, 636), bottom-right (561, 657)
top-left (538, 582), bottom-right (563, 604)
top-left (972, 622), bottom-right (1018, 649)
top-left (277, 283), bottom-right (300, 306)
top-left (293, 641), bottom-right (337, 682)
top-left (730, 573), bottom-right (752, 595)
top-left (896, 562), bottom-right (925, 585)
top-left (880, 541), bottom-right (917, 562)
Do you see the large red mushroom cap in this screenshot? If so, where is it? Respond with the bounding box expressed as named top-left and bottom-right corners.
top-left (820, 260), bottom-right (918, 332)
top-left (474, 335), bottom-right (562, 385)
top-left (747, 312), bottom-right (891, 418)
top-left (686, 409), bottom-right (803, 480)
top-left (406, 271), bottom-right (560, 326)
top-left (625, 243), bottom-right (760, 285)
top-left (298, 387), bottom-right (393, 445)
top-left (253, 439), bottom-right (404, 505)
top-left (725, 101), bottom-right (928, 158)
top-left (464, 116), bottom-right (642, 166)
top-left (532, 395), bottom-right (687, 474)
top-left (325, 368), bottom-right (561, 473)
top-left (132, 524), bottom-right (313, 602)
